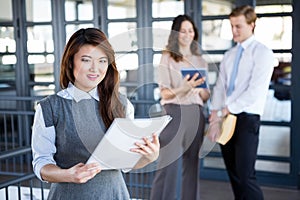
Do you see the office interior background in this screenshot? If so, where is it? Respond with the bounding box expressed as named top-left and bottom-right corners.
top-left (0, 0), bottom-right (300, 199)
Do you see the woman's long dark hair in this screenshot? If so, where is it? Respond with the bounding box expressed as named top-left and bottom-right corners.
top-left (165, 14), bottom-right (201, 62)
top-left (60, 28), bottom-right (125, 128)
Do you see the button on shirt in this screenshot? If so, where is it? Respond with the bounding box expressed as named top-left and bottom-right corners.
top-left (31, 83), bottom-right (134, 181)
top-left (210, 36), bottom-right (274, 116)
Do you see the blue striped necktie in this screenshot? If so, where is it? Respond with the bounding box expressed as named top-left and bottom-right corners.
top-left (227, 45), bottom-right (244, 96)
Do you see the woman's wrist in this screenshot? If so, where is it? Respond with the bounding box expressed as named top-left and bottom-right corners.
top-left (199, 89), bottom-right (210, 102)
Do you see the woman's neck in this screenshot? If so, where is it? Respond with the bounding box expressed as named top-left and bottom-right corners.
top-left (179, 47), bottom-right (192, 57)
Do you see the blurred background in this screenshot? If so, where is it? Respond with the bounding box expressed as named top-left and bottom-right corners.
top-left (0, 0), bottom-right (299, 199)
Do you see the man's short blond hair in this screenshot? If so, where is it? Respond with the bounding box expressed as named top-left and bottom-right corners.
top-left (229, 5), bottom-right (257, 25)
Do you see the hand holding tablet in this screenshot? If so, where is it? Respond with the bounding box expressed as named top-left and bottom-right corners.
top-left (181, 68), bottom-right (208, 89)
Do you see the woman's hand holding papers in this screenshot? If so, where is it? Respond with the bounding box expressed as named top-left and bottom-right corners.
top-left (131, 133), bottom-right (160, 169)
top-left (40, 162), bottom-right (102, 183)
top-left (67, 163), bottom-right (102, 183)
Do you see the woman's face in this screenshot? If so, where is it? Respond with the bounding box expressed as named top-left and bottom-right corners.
top-left (178, 20), bottom-right (195, 48)
top-left (73, 44), bottom-right (109, 92)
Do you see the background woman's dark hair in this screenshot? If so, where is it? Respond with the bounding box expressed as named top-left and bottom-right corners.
top-left (60, 28), bottom-right (125, 128)
top-left (165, 14), bottom-right (201, 62)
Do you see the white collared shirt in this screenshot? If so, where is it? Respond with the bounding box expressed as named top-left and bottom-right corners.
top-left (31, 83), bottom-right (134, 181)
top-left (210, 36), bottom-right (274, 115)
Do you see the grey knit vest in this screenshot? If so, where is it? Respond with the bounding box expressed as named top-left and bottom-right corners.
top-left (39, 95), bottom-right (106, 169)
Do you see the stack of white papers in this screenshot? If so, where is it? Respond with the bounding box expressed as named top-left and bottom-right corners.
top-left (86, 115), bottom-right (172, 170)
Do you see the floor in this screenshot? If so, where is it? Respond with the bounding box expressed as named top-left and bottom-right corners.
top-left (200, 179), bottom-right (300, 200)
top-left (1, 178), bottom-right (299, 200)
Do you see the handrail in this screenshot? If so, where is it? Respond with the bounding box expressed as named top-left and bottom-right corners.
top-left (0, 110), bottom-right (34, 115)
top-left (0, 147), bottom-right (31, 161)
top-left (0, 96), bottom-right (41, 101)
top-left (0, 173), bottom-right (36, 189)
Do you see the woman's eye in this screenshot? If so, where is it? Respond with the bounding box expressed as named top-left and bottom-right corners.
top-left (81, 58), bottom-right (91, 63)
top-left (99, 59), bottom-right (107, 63)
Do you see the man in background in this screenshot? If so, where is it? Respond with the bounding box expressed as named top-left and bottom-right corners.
top-left (208, 5), bottom-right (274, 200)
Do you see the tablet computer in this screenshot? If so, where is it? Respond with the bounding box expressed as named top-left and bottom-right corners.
top-left (181, 68), bottom-right (208, 88)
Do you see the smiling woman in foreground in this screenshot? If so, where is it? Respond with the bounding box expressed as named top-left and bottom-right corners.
top-left (31, 28), bottom-right (160, 200)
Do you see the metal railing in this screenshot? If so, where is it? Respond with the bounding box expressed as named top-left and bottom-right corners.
top-left (0, 96), bottom-right (160, 199)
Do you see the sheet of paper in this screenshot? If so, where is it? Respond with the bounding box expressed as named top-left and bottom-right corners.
top-left (86, 115), bottom-right (172, 170)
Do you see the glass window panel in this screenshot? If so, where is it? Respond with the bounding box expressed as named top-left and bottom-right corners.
top-left (115, 53), bottom-right (138, 71)
top-left (200, 53), bottom-right (220, 88)
top-left (202, 19), bottom-right (232, 51)
top-left (201, 53), bottom-right (224, 88)
top-left (258, 126), bottom-right (290, 157)
top-left (0, 27), bottom-right (15, 53)
top-left (108, 22), bottom-right (137, 51)
top-left (2, 55), bottom-right (17, 65)
top-left (119, 86), bottom-right (128, 96)
top-left (28, 57), bottom-right (54, 82)
top-left (202, 17), bottom-right (292, 51)
top-left (108, 22), bottom-right (136, 38)
top-left (274, 53), bottom-right (292, 64)
top-left (32, 84), bottom-right (55, 96)
top-left (0, 55), bottom-right (16, 110)
top-left (65, 0), bottom-right (93, 21)
top-left (204, 157), bottom-right (290, 174)
top-left (256, 160), bottom-right (290, 174)
top-left (65, 24), bottom-right (94, 42)
top-left (126, 83), bottom-right (138, 102)
top-left (0, 92), bottom-right (17, 110)
top-left (27, 26), bottom-right (54, 85)
top-left (262, 89), bottom-right (291, 122)
top-left (255, 5), bottom-right (292, 14)
top-left (202, 54), bottom-right (224, 64)
top-left (202, 0), bottom-right (232, 16)
top-left (0, 1), bottom-right (12, 21)
top-left (152, 0), bottom-right (184, 18)
top-left (119, 70), bottom-right (127, 82)
top-left (270, 53), bottom-right (291, 106)
top-left (46, 54), bottom-right (55, 63)
top-left (152, 21), bottom-right (172, 30)
top-left (0, 55), bottom-right (16, 82)
top-left (27, 26), bottom-right (53, 53)
top-left (152, 22), bottom-right (172, 51)
top-left (203, 157), bottom-right (225, 169)
top-left (153, 53), bottom-right (161, 83)
top-left (119, 69), bottom-right (138, 98)
top-left (266, 53), bottom-right (291, 123)
top-left (108, 0), bottom-right (136, 19)
top-left (255, 16), bottom-right (292, 50)
top-left (28, 55), bottom-right (46, 64)
top-left (0, 26), bottom-right (15, 90)
top-left (153, 53), bottom-right (161, 67)
top-left (26, 0), bottom-right (52, 22)
top-left (45, 40), bottom-right (54, 53)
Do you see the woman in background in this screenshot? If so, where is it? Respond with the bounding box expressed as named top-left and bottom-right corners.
top-left (150, 15), bottom-right (210, 200)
